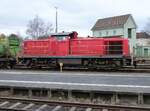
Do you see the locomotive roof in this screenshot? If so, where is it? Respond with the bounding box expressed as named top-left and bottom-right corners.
top-left (50, 32), bottom-right (75, 36)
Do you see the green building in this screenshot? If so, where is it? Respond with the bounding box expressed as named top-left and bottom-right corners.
top-left (91, 14), bottom-right (137, 53)
top-left (136, 32), bottom-right (150, 58)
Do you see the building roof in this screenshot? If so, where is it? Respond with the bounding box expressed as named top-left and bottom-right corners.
top-left (91, 14), bottom-right (131, 30)
top-left (137, 32), bottom-right (150, 39)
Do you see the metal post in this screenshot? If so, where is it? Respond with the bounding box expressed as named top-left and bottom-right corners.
top-left (138, 93), bottom-right (143, 104)
top-left (10, 87), bottom-right (14, 96)
top-left (111, 93), bottom-right (119, 104)
top-left (59, 63), bottom-right (63, 72)
top-left (48, 90), bottom-right (52, 99)
top-left (28, 89), bottom-right (32, 98)
top-left (68, 90), bottom-right (72, 100)
top-left (55, 7), bottom-right (58, 33)
top-left (90, 92), bottom-right (94, 103)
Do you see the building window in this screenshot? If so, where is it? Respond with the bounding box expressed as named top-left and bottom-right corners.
top-left (106, 31), bottom-right (109, 36)
top-left (99, 32), bottom-right (102, 36)
top-left (128, 28), bottom-right (132, 38)
top-left (144, 48), bottom-right (148, 57)
top-left (113, 30), bottom-right (116, 35)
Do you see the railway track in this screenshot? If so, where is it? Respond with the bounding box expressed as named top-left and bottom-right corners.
top-left (0, 97), bottom-right (149, 111)
top-left (13, 66), bottom-right (150, 74)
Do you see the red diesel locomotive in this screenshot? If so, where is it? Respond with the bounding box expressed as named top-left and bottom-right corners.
top-left (19, 32), bottom-right (131, 69)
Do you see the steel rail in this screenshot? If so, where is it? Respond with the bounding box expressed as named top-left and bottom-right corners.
top-left (0, 97), bottom-right (150, 111)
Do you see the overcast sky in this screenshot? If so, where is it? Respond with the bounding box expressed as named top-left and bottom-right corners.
top-left (0, 0), bottom-right (150, 37)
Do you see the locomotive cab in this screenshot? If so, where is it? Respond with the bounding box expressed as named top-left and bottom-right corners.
top-left (50, 31), bottom-right (78, 40)
top-left (105, 41), bottom-right (123, 55)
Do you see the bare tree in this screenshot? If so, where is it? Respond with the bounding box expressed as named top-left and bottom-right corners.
top-left (26, 15), bottom-right (53, 39)
top-left (144, 18), bottom-right (150, 34)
